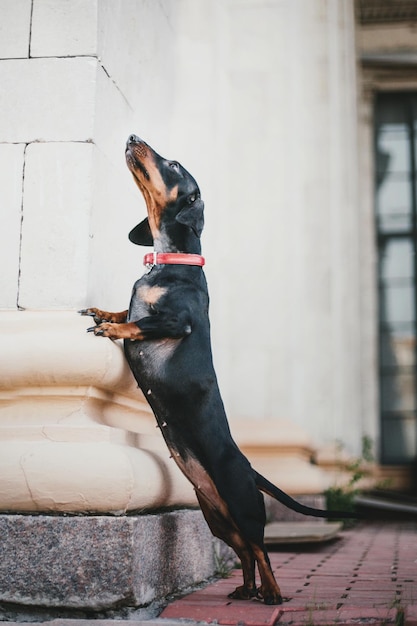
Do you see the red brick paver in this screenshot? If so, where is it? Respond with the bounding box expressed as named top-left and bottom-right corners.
top-left (161, 522), bottom-right (417, 625)
top-left (405, 605), bottom-right (417, 626)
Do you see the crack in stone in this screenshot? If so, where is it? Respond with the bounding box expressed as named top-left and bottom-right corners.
top-left (16, 143), bottom-right (28, 310)
top-left (99, 61), bottom-right (133, 111)
top-left (19, 451), bottom-right (37, 510)
top-left (28, 0), bottom-right (34, 58)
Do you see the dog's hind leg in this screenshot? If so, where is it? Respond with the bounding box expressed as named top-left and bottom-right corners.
top-left (197, 497), bottom-right (282, 603)
top-left (209, 468), bottom-right (283, 604)
top-left (227, 546), bottom-right (257, 601)
top-left (251, 543), bottom-right (283, 605)
top-left (196, 492), bottom-right (258, 600)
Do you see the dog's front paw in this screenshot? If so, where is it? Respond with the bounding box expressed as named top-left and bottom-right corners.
top-left (86, 321), bottom-right (141, 340)
top-left (79, 307), bottom-right (103, 325)
top-left (86, 322), bottom-right (116, 337)
top-left (78, 308), bottom-right (96, 316)
top-left (79, 308), bottom-right (128, 324)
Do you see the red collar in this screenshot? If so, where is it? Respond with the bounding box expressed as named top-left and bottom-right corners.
top-left (143, 252), bottom-right (205, 268)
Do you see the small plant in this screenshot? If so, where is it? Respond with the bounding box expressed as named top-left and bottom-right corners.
top-left (213, 540), bottom-right (236, 578)
top-left (214, 551), bottom-right (232, 578)
top-left (324, 435), bottom-right (374, 527)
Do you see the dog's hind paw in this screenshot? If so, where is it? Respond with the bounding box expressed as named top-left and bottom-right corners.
top-left (227, 585), bottom-right (257, 601)
top-left (256, 586), bottom-right (283, 605)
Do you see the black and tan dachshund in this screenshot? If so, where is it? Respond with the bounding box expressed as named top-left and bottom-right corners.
top-left (80, 135), bottom-right (358, 605)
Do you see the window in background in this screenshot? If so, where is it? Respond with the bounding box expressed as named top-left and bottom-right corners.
top-left (375, 92), bottom-right (417, 464)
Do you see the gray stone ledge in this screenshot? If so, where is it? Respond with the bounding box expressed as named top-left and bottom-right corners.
top-left (0, 622), bottom-right (188, 626)
top-left (0, 509), bottom-right (219, 615)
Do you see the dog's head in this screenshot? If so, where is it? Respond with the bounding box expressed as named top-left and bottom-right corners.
top-left (125, 135), bottom-right (204, 251)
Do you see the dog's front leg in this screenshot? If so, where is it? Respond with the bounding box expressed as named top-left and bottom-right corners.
top-left (79, 307), bottom-right (128, 324)
top-left (86, 310), bottom-right (192, 341)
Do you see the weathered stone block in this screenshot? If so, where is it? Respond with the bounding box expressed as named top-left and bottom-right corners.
top-left (30, 0), bottom-right (98, 58)
top-left (0, 510), bottom-right (216, 610)
top-left (0, 0), bottom-right (31, 59)
top-left (19, 142), bottom-right (93, 309)
top-left (0, 58), bottom-right (96, 143)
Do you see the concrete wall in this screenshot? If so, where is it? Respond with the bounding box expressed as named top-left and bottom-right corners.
top-left (0, 0), bottom-right (375, 513)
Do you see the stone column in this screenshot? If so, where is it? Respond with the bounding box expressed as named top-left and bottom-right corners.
top-left (0, 0), bottom-right (195, 515)
top-left (197, 0), bottom-right (365, 457)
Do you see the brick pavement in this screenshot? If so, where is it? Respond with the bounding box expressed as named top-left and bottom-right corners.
top-left (161, 521), bottom-right (417, 625)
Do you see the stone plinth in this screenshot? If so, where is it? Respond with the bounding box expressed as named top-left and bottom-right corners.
top-left (0, 310), bottom-right (196, 514)
top-left (0, 510), bottom-right (217, 613)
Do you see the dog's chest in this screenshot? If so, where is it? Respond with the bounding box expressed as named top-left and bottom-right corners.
top-left (128, 280), bottom-right (167, 320)
top-left (125, 278), bottom-right (179, 375)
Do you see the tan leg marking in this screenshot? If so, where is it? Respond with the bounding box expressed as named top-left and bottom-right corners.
top-left (79, 308), bottom-right (128, 323)
top-left (91, 322), bottom-right (144, 340)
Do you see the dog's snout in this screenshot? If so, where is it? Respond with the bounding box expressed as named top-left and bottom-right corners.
top-left (127, 133), bottom-right (142, 146)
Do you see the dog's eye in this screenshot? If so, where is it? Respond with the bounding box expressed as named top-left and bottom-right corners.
top-left (168, 161), bottom-right (179, 171)
top-left (188, 193), bottom-right (199, 204)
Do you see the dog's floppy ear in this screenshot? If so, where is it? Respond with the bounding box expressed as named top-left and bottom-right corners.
top-left (128, 218), bottom-right (153, 246)
top-left (175, 197), bottom-right (204, 238)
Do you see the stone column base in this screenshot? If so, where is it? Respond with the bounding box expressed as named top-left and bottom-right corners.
top-left (0, 311), bottom-right (196, 513)
top-left (230, 418), bottom-right (331, 494)
top-left (0, 510), bottom-right (221, 619)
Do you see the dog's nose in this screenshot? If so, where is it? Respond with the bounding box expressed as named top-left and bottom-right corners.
top-left (127, 134), bottom-right (140, 145)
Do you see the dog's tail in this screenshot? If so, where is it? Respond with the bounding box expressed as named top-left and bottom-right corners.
top-left (255, 471), bottom-right (361, 520)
